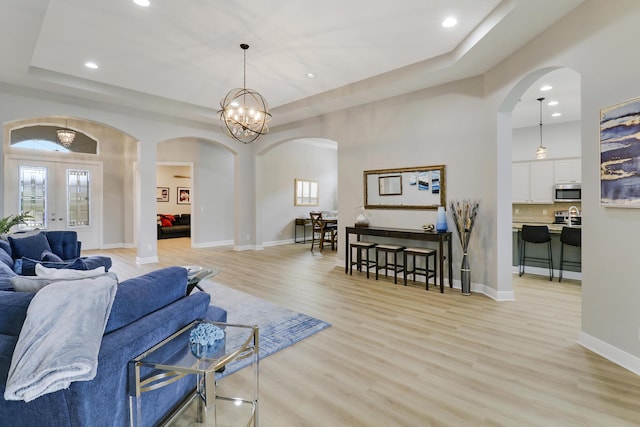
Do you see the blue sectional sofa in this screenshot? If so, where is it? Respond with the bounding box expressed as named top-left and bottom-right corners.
top-left (0, 234), bottom-right (227, 426)
top-left (0, 230), bottom-right (112, 286)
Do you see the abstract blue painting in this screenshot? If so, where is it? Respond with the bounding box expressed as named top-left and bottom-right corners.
top-left (600, 96), bottom-right (640, 207)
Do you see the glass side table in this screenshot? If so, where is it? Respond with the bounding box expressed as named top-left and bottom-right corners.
top-left (129, 321), bottom-right (259, 426)
top-left (184, 265), bottom-right (220, 294)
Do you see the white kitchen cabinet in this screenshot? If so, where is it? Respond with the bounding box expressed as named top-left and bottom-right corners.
top-left (512, 161), bottom-right (554, 204)
top-left (554, 158), bottom-right (581, 183)
top-left (512, 163), bottom-right (530, 203)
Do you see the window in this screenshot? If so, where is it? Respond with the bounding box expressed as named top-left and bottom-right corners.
top-left (294, 179), bottom-right (319, 206)
top-left (18, 166), bottom-right (47, 229)
top-left (67, 169), bottom-right (90, 227)
top-left (10, 125), bottom-right (98, 154)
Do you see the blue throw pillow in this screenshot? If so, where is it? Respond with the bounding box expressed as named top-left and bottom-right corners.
top-left (41, 250), bottom-right (64, 263)
top-left (20, 257), bottom-right (88, 276)
top-left (7, 231), bottom-right (52, 261)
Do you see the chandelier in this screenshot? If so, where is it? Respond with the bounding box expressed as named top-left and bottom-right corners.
top-left (218, 44), bottom-right (271, 144)
top-left (57, 120), bottom-right (76, 148)
top-left (536, 97), bottom-right (547, 159)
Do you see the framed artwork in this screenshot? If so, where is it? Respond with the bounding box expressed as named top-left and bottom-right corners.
top-left (156, 187), bottom-right (169, 202)
top-left (600, 96), bottom-right (640, 207)
top-left (177, 187), bottom-right (191, 204)
top-left (378, 175), bottom-right (402, 196)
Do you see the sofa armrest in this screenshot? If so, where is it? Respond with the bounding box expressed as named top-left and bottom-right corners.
top-left (105, 266), bottom-right (188, 333)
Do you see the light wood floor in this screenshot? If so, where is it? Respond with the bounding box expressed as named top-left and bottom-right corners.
top-left (90, 239), bottom-right (640, 426)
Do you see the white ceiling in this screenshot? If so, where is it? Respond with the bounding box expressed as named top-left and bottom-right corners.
top-left (0, 0), bottom-right (583, 130)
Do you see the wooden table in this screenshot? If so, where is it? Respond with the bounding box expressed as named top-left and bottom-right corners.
top-left (344, 226), bottom-right (453, 292)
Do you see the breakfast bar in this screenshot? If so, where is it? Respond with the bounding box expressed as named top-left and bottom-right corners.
top-left (345, 226), bottom-right (453, 292)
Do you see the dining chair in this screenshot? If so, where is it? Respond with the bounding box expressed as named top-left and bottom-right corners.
top-left (310, 211), bottom-right (337, 252)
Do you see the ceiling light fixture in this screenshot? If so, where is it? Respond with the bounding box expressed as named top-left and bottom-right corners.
top-left (218, 44), bottom-right (271, 144)
top-left (536, 97), bottom-right (547, 159)
top-left (84, 61), bottom-right (98, 69)
top-left (133, 0), bottom-right (150, 6)
top-left (442, 17), bottom-right (458, 28)
top-left (57, 120), bottom-right (76, 148)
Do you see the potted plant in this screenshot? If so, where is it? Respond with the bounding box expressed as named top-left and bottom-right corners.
top-left (0, 212), bottom-right (33, 234)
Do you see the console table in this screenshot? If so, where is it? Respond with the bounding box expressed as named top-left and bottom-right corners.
top-left (344, 226), bottom-right (453, 292)
top-left (294, 218), bottom-right (312, 243)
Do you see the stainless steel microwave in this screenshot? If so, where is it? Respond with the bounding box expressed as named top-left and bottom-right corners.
top-left (554, 184), bottom-right (581, 202)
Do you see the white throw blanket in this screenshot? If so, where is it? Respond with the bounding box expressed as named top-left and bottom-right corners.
top-left (3, 275), bottom-right (118, 402)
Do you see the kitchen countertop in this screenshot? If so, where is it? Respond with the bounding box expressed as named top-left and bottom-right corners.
top-left (512, 221), bottom-right (581, 233)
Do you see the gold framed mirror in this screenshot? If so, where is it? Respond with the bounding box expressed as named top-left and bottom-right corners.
top-left (364, 165), bottom-right (445, 210)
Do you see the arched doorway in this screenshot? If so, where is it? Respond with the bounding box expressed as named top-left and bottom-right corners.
top-left (497, 67), bottom-right (581, 296)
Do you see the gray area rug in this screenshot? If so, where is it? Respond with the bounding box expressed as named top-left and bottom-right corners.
top-left (199, 281), bottom-right (331, 376)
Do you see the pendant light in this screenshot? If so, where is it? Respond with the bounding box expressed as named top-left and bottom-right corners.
top-left (536, 97), bottom-right (547, 159)
top-left (218, 44), bottom-right (271, 144)
top-left (57, 120), bottom-right (76, 148)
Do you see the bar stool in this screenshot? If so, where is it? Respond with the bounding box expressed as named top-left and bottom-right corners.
top-left (559, 226), bottom-right (581, 282)
top-left (375, 244), bottom-right (405, 284)
top-left (404, 247), bottom-right (437, 290)
top-left (519, 225), bottom-right (553, 281)
top-left (350, 241), bottom-right (378, 278)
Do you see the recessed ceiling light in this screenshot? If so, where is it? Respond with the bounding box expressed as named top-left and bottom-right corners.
top-left (540, 85), bottom-right (552, 91)
top-left (133, 0), bottom-right (150, 6)
top-left (306, 72), bottom-right (316, 79)
top-left (552, 112), bottom-right (562, 117)
top-left (442, 17), bottom-right (457, 28)
top-left (547, 100), bottom-right (559, 106)
top-left (84, 61), bottom-right (99, 69)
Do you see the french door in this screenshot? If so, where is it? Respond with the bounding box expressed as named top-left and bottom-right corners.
top-left (4, 157), bottom-right (102, 250)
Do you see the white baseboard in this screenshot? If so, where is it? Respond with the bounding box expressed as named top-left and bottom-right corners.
top-left (263, 239), bottom-right (294, 247)
top-left (511, 265), bottom-right (582, 281)
top-left (192, 240), bottom-right (234, 249)
top-left (136, 256), bottom-right (158, 264)
top-left (578, 331), bottom-right (640, 376)
top-left (233, 244), bottom-right (263, 251)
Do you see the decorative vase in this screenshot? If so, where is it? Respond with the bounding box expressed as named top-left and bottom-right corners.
top-left (436, 206), bottom-right (448, 232)
top-left (355, 206), bottom-right (369, 227)
top-left (460, 252), bottom-right (471, 295)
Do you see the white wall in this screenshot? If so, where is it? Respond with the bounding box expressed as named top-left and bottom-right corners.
top-left (257, 139), bottom-right (338, 246)
top-left (512, 121), bottom-right (581, 161)
top-left (267, 76), bottom-right (492, 283)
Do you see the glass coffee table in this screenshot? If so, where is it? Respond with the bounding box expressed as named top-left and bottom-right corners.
top-left (129, 321), bottom-right (259, 426)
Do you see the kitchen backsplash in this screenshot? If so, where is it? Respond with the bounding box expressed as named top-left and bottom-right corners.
top-left (513, 202), bottom-right (582, 223)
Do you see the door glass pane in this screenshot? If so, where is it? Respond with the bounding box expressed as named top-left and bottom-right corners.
top-left (18, 166), bottom-right (47, 229)
top-left (67, 169), bottom-right (90, 227)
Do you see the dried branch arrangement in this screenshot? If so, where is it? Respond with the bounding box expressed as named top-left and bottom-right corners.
top-left (449, 200), bottom-right (479, 253)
